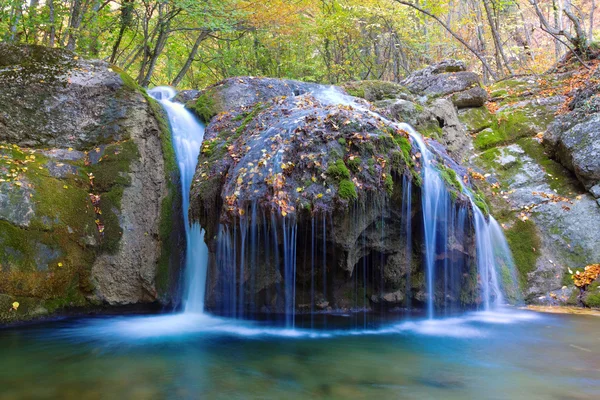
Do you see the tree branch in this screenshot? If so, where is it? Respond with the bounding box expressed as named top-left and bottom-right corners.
top-left (393, 1), bottom-right (497, 80)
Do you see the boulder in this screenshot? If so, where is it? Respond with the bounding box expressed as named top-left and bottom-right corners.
top-left (402, 60), bottom-right (480, 97)
top-left (186, 76), bottom-right (322, 122)
top-left (190, 79), bottom-right (480, 315)
top-left (0, 44), bottom-right (184, 323)
top-left (545, 84), bottom-right (600, 196)
top-left (450, 86), bottom-right (489, 108)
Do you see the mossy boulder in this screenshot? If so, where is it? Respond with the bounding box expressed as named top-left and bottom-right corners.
top-left (0, 44), bottom-right (183, 323)
top-left (190, 79), bottom-right (480, 315)
top-left (402, 60), bottom-right (480, 97)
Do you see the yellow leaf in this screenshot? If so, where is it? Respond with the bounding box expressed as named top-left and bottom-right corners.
top-left (68, 148), bottom-right (73, 151)
top-left (12, 302), bottom-right (19, 311)
top-left (281, 211), bottom-right (287, 217)
top-left (63, 185), bottom-right (68, 189)
top-left (58, 262), bottom-right (63, 267)
top-left (317, 193), bottom-right (323, 199)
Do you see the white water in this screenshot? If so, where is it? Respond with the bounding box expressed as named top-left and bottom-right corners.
top-left (148, 87), bottom-right (208, 313)
top-left (315, 86), bottom-right (515, 315)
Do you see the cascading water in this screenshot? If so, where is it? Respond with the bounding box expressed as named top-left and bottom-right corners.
top-left (148, 87), bottom-right (208, 313)
top-left (315, 87), bottom-right (518, 316)
top-left (405, 124), bottom-right (510, 313)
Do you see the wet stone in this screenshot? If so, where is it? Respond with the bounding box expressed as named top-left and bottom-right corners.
top-left (44, 160), bottom-right (78, 178)
top-left (41, 148), bottom-right (86, 161)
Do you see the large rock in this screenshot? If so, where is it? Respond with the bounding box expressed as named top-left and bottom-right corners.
top-left (402, 60), bottom-right (480, 98)
top-left (0, 44), bottom-right (183, 323)
top-left (545, 74), bottom-right (600, 198)
top-left (190, 79), bottom-right (481, 315)
top-left (380, 98), bottom-right (472, 161)
top-left (186, 76), bottom-right (322, 122)
top-left (451, 86), bottom-right (489, 108)
top-left (468, 71), bottom-right (600, 304)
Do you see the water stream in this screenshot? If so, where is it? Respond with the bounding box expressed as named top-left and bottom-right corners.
top-left (148, 87), bottom-right (208, 313)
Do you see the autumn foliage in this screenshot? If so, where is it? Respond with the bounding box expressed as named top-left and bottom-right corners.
top-left (572, 264), bottom-right (600, 289)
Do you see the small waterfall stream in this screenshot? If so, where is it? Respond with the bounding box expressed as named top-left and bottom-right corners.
top-left (315, 87), bottom-right (517, 316)
top-left (148, 87), bottom-right (208, 314)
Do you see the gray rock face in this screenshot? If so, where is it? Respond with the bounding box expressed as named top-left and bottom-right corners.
top-left (0, 180), bottom-right (35, 227)
top-left (546, 113), bottom-right (600, 194)
top-left (0, 44), bottom-right (133, 149)
top-left (381, 98), bottom-right (472, 161)
top-left (428, 99), bottom-right (472, 160)
top-left (402, 60), bottom-right (480, 98)
top-left (187, 76), bottom-right (322, 121)
top-left (451, 86), bottom-right (489, 109)
top-left (173, 89), bottom-right (200, 103)
top-left (472, 141), bottom-right (600, 301)
top-left (0, 44), bottom-right (183, 322)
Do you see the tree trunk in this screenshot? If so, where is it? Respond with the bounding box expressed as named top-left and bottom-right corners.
top-left (48, 0), bottom-right (55, 47)
top-left (140, 22), bottom-right (170, 87)
top-left (8, 1), bottom-right (24, 42)
top-left (66, 0), bottom-right (90, 51)
top-left (590, 0), bottom-right (596, 41)
top-left (110, 0), bottom-right (134, 63)
top-left (394, 0), bottom-right (497, 80)
top-left (171, 30), bottom-right (210, 87)
top-left (482, 0), bottom-right (514, 76)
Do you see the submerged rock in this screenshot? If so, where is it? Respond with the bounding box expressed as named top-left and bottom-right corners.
top-left (0, 44), bottom-right (184, 323)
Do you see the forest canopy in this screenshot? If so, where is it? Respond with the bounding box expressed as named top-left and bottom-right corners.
top-left (2, 0), bottom-right (599, 88)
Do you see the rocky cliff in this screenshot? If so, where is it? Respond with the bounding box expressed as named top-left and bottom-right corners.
top-left (0, 44), bottom-right (184, 323)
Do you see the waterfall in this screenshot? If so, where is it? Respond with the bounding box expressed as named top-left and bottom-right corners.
top-left (147, 85), bottom-right (518, 325)
top-left (315, 87), bottom-right (516, 315)
top-left (148, 87), bottom-right (208, 314)
top-left (401, 123), bottom-right (513, 313)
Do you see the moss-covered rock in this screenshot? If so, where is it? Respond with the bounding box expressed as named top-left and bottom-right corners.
top-left (0, 45), bottom-right (183, 323)
top-left (190, 80), bottom-right (481, 314)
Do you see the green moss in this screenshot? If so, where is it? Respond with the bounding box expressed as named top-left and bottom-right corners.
top-left (187, 88), bottom-right (223, 123)
top-left (338, 138), bottom-right (347, 146)
top-left (341, 80), bottom-right (408, 101)
top-left (438, 164), bottom-right (462, 192)
top-left (385, 174), bottom-right (394, 196)
top-left (517, 137), bottom-right (580, 195)
top-left (338, 179), bottom-right (357, 200)
top-left (472, 189), bottom-right (490, 216)
top-left (112, 66), bottom-right (139, 93)
top-left (327, 159), bottom-right (351, 181)
top-left (418, 123), bottom-right (443, 140)
top-left (346, 157), bottom-right (361, 173)
top-left (585, 291), bottom-right (600, 308)
top-left (505, 220), bottom-right (541, 289)
top-left (90, 140), bottom-right (138, 192)
top-left (460, 263), bottom-right (479, 305)
top-left (479, 148), bottom-right (500, 164)
top-left (235, 102), bottom-right (265, 137)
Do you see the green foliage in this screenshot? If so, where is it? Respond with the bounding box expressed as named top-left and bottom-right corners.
top-left (338, 179), bottom-right (357, 200)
